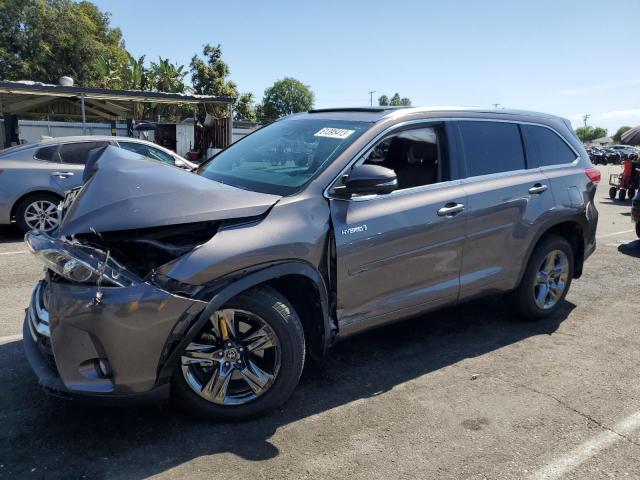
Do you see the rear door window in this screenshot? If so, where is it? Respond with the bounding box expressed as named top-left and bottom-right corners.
top-left (58, 142), bottom-right (109, 164)
top-left (34, 145), bottom-right (59, 162)
top-left (458, 121), bottom-right (525, 177)
top-left (521, 125), bottom-right (577, 168)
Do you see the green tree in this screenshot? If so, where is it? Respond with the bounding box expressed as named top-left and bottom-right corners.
top-left (149, 57), bottom-right (186, 93)
top-left (190, 43), bottom-right (239, 117)
top-left (0, 0), bottom-right (128, 87)
top-left (260, 77), bottom-right (314, 121)
top-left (613, 126), bottom-right (632, 144)
top-left (378, 93), bottom-right (411, 106)
top-left (121, 53), bottom-right (148, 91)
top-left (575, 126), bottom-right (608, 143)
top-left (234, 92), bottom-right (257, 121)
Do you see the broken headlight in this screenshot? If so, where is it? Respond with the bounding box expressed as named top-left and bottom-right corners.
top-left (25, 231), bottom-right (139, 287)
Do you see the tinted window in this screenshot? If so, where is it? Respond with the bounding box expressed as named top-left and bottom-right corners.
top-left (34, 145), bottom-right (58, 161)
top-left (119, 142), bottom-right (175, 165)
top-left (58, 142), bottom-right (109, 164)
top-left (459, 121), bottom-right (525, 177)
top-left (522, 125), bottom-right (577, 168)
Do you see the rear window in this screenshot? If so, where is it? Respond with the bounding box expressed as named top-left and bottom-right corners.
top-left (58, 142), bottom-right (109, 164)
top-left (34, 145), bottom-right (58, 161)
top-left (458, 121), bottom-right (526, 177)
top-left (521, 125), bottom-right (576, 168)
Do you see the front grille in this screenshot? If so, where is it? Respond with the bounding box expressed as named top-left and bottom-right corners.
top-left (28, 281), bottom-right (57, 372)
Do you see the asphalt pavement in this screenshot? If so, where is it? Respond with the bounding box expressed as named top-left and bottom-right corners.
top-left (1, 165), bottom-right (639, 479)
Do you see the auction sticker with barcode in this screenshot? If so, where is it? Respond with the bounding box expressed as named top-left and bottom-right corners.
top-left (314, 128), bottom-right (355, 139)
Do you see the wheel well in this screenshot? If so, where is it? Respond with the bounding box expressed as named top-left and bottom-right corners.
top-left (266, 275), bottom-right (326, 360)
top-left (10, 190), bottom-right (63, 220)
top-left (538, 221), bottom-right (585, 278)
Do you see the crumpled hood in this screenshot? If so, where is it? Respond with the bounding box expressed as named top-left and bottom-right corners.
top-left (58, 146), bottom-right (281, 236)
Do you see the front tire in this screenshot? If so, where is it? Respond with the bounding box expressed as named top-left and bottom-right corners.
top-left (506, 235), bottom-right (574, 321)
top-left (618, 189), bottom-right (627, 201)
top-left (609, 187), bottom-right (617, 199)
top-left (627, 188), bottom-right (636, 200)
top-left (173, 286), bottom-right (305, 420)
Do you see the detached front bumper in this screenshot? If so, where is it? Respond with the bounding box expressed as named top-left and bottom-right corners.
top-left (24, 278), bottom-right (205, 404)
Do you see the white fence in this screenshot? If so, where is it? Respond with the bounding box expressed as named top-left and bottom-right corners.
top-left (18, 120), bottom-right (128, 144)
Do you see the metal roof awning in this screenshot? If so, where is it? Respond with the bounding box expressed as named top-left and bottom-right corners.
top-left (0, 81), bottom-right (235, 120)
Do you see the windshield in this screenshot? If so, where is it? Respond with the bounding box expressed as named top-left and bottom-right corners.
top-left (196, 118), bottom-right (370, 195)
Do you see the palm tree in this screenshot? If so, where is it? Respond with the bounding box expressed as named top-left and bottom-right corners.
top-left (149, 57), bottom-right (186, 93)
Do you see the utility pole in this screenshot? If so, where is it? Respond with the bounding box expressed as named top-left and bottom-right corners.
top-left (583, 114), bottom-right (590, 128)
top-left (492, 103), bottom-right (501, 109)
top-left (368, 90), bottom-right (376, 106)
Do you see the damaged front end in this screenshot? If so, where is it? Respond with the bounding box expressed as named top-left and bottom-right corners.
top-left (22, 147), bottom-right (282, 401)
top-left (23, 228), bottom-right (210, 400)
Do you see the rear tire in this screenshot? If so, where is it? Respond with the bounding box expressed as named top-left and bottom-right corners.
top-left (173, 286), bottom-right (305, 420)
top-left (618, 189), bottom-right (627, 201)
top-left (627, 188), bottom-right (636, 200)
top-left (15, 193), bottom-right (62, 233)
top-left (609, 187), bottom-right (617, 199)
top-left (506, 235), bottom-right (574, 321)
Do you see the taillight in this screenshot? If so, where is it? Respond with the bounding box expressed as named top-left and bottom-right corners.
top-left (584, 167), bottom-right (601, 184)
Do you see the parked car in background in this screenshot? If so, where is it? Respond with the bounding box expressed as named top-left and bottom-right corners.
top-left (0, 136), bottom-right (195, 232)
top-left (587, 146), bottom-right (607, 165)
top-left (23, 107), bottom-right (599, 419)
top-left (602, 147), bottom-right (622, 164)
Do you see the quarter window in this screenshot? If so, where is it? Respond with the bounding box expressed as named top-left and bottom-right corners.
top-left (521, 125), bottom-right (577, 168)
top-left (458, 121), bottom-right (525, 177)
top-left (34, 145), bottom-right (58, 161)
top-left (58, 142), bottom-right (109, 164)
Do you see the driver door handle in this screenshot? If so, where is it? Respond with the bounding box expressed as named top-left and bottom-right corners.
top-left (51, 171), bottom-right (74, 178)
top-left (528, 183), bottom-right (548, 195)
top-left (437, 202), bottom-right (465, 217)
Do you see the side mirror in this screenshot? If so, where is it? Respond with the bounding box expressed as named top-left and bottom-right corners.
top-left (334, 164), bottom-right (397, 198)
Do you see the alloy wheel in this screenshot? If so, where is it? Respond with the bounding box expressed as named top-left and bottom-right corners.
top-left (533, 249), bottom-right (569, 310)
top-left (23, 200), bottom-right (59, 232)
top-left (180, 309), bottom-right (281, 405)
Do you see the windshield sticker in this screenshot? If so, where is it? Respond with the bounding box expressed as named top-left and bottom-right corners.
top-left (314, 128), bottom-right (355, 139)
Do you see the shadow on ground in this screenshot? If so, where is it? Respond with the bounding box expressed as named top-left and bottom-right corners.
top-left (0, 225), bottom-right (23, 243)
top-left (0, 296), bottom-right (574, 479)
top-left (617, 239), bottom-right (640, 258)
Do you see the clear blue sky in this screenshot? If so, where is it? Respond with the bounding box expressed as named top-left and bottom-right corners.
top-left (91, 0), bottom-right (640, 134)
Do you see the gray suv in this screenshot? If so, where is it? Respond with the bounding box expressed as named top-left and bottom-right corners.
top-left (0, 136), bottom-right (195, 232)
top-left (23, 107), bottom-right (599, 419)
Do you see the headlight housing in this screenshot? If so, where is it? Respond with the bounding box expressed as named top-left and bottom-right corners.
top-left (25, 232), bottom-right (139, 287)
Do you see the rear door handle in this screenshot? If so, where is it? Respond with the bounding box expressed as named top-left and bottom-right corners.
top-left (51, 171), bottom-right (74, 177)
top-left (528, 183), bottom-right (548, 194)
top-left (437, 202), bottom-right (465, 217)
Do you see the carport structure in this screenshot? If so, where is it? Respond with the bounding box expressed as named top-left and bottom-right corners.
top-left (0, 80), bottom-right (235, 147)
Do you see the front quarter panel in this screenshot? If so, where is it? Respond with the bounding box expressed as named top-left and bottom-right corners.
top-left (158, 194), bottom-right (331, 286)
